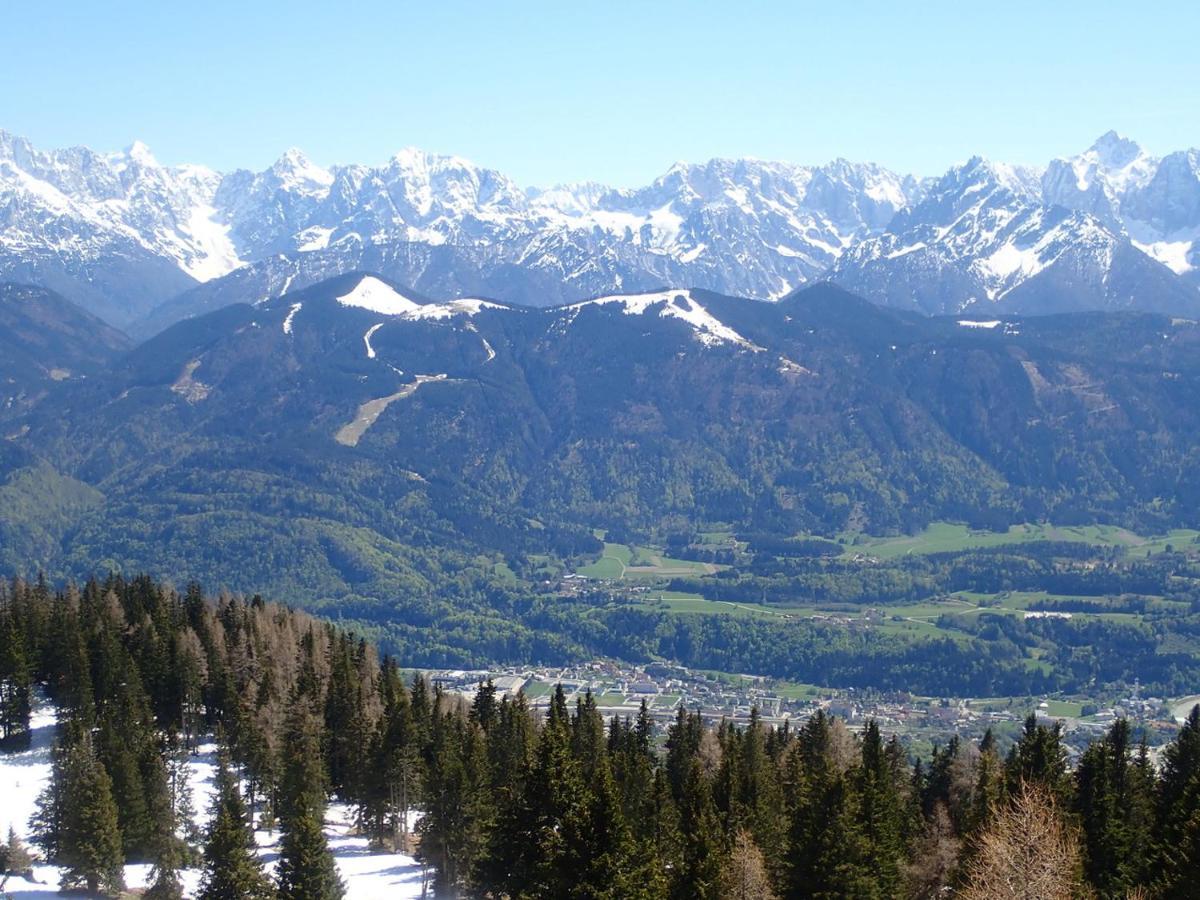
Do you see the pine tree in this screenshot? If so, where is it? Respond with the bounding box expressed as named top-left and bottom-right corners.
top-left (277, 703), bottom-right (344, 900)
top-left (0, 609), bottom-right (33, 747)
top-left (198, 751), bottom-right (274, 900)
top-left (56, 733), bottom-right (126, 896)
top-left (277, 808), bottom-right (344, 900)
top-left (1155, 705), bottom-right (1200, 898)
top-left (673, 758), bottom-right (724, 900)
top-left (1074, 719), bottom-right (1154, 896)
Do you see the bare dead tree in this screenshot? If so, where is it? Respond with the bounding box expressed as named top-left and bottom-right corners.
top-left (959, 781), bottom-right (1083, 900)
top-left (720, 829), bottom-right (777, 900)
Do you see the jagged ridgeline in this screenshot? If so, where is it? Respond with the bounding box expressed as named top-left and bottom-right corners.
top-left (2, 129), bottom-right (1199, 336)
top-left (3, 575), bottom-right (1200, 898)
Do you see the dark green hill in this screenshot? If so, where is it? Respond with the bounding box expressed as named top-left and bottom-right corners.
top-left (6, 273), bottom-right (1200, 609)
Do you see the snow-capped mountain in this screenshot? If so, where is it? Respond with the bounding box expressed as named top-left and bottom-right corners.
top-left (147, 152), bottom-right (925, 334)
top-left (830, 157), bottom-right (1195, 319)
top-left (0, 131), bottom-right (922, 330)
top-left (830, 142), bottom-right (1200, 316)
top-left (1042, 131), bottom-right (1200, 284)
top-left (1, 128), bottom-right (1197, 331)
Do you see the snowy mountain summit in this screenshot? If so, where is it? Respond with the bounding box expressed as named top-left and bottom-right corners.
top-left (0, 129), bottom-right (1197, 330)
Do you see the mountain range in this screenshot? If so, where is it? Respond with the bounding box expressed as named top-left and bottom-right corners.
top-left (2, 129), bottom-right (1197, 333)
top-left (4, 272), bottom-right (1200, 605)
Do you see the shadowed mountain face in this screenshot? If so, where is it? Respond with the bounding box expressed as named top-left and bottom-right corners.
top-left (0, 283), bottom-right (129, 423)
top-left (5, 272), bottom-right (1200, 601)
top-left (2, 129), bottom-right (1197, 334)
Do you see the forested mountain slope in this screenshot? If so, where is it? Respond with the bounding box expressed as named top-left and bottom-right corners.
top-left (2, 273), bottom-right (1200, 613)
top-left (0, 283), bottom-right (129, 423)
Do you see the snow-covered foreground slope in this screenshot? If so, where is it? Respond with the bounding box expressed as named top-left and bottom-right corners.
top-left (0, 697), bottom-right (424, 899)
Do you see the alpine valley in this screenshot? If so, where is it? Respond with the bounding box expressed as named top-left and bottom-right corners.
top-left (9, 128), bottom-right (1200, 900)
top-left (5, 128), bottom-right (1200, 700)
top-left (5, 262), bottom-right (1200, 699)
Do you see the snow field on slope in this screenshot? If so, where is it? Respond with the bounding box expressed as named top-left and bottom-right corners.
top-left (567, 289), bottom-right (764, 350)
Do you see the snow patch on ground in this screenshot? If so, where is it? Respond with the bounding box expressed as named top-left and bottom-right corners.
top-left (567, 290), bottom-right (764, 350)
top-left (296, 225), bottom-right (335, 252)
top-left (336, 277), bottom-right (502, 323)
top-left (0, 697), bottom-right (55, 845)
top-left (886, 241), bottom-right (926, 259)
top-left (363, 323), bottom-right (384, 359)
top-left (282, 302), bottom-right (302, 335)
top-left (0, 697), bottom-right (425, 899)
top-left (401, 298), bottom-right (504, 320)
top-left (976, 242), bottom-right (1044, 280)
top-left (957, 319), bottom-right (1003, 329)
top-left (337, 277), bottom-right (423, 316)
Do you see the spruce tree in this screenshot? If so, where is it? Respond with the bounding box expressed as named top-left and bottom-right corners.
top-left (1156, 705), bottom-right (1200, 898)
top-left (198, 751), bottom-right (274, 900)
top-left (57, 734), bottom-right (125, 896)
top-left (419, 712), bottom-right (492, 894)
top-left (276, 809), bottom-right (344, 900)
top-left (3, 826), bottom-right (34, 875)
top-left (1074, 719), bottom-right (1154, 896)
top-left (855, 720), bottom-right (905, 895)
top-left (144, 742), bottom-right (190, 900)
top-left (673, 758), bottom-right (724, 900)
top-left (1005, 713), bottom-right (1070, 801)
top-left (276, 703), bottom-right (344, 900)
top-left (0, 610), bottom-right (33, 746)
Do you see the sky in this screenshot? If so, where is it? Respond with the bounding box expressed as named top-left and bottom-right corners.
top-left (2, 1), bottom-right (1197, 187)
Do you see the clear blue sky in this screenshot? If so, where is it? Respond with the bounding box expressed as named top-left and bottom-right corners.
top-left (3, 1), bottom-right (1197, 186)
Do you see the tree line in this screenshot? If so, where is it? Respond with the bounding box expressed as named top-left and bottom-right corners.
top-left (3, 575), bottom-right (1200, 898)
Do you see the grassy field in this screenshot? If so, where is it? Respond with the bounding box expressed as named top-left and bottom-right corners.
top-left (946, 591), bottom-right (1177, 623)
top-left (577, 521), bottom-right (1198, 580)
top-left (839, 522), bottom-right (1200, 560)
top-left (577, 542), bottom-right (633, 578)
top-left (771, 681), bottom-right (824, 700)
top-left (577, 542), bottom-right (718, 579)
top-left (492, 561), bottom-right (518, 584)
top-left (521, 681), bottom-right (557, 699)
top-left (631, 587), bottom-right (1155, 651)
top-left (1043, 699), bottom-right (1085, 718)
